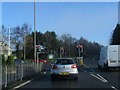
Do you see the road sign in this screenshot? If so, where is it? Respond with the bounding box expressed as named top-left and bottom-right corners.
top-left (76, 57), bottom-right (83, 60)
top-left (48, 54), bottom-right (54, 59)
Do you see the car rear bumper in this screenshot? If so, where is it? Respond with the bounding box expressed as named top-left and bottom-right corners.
top-left (51, 73), bottom-right (78, 79)
top-left (108, 63), bottom-right (120, 67)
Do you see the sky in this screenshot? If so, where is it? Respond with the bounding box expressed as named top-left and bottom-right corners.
top-left (2, 2), bottom-right (118, 46)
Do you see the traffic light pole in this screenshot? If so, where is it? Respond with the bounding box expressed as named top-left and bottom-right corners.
top-left (59, 47), bottom-right (64, 58)
top-left (60, 53), bottom-right (61, 58)
top-left (37, 52), bottom-right (39, 72)
top-left (78, 47), bottom-right (80, 59)
top-left (76, 45), bottom-right (83, 66)
top-left (60, 47), bottom-right (61, 58)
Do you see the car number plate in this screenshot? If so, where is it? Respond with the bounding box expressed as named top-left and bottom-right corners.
top-left (110, 61), bottom-right (117, 63)
top-left (59, 73), bottom-right (69, 75)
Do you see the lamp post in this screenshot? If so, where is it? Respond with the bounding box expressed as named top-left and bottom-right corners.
top-left (24, 30), bottom-right (26, 60)
top-left (8, 26), bottom-right (10, 55)
top-left (34, 0), bottom-right (36, 63)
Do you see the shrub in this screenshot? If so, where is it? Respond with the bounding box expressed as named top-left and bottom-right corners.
top-left (6, 54), bottom-right (14, 65)
top-left (2, 54), bottom-right (6, 65)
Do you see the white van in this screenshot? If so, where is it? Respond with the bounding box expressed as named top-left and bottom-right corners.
top-left (98, 45), bottom-right (120, 69)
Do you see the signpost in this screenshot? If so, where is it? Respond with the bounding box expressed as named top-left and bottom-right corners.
top-left (48, 54), bottom-right (54, 59)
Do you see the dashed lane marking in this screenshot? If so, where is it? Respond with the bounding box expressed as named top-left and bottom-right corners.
top-left (13, 80), bottom-right (32, 89)
top-left (43, 71), bottom-right (46, 74)
top-left (90, 69), bottom-right (95, 72)
top-left (111, 86), bottom-right (118, 90)
top-left (80, 69), bottom-right (87, 72)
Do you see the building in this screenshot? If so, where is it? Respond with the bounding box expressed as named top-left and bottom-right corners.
top-left (0, 41), bottom-right (12, 57)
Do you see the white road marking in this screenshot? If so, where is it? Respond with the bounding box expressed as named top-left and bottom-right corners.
top-left (90, 69), bottom-right (95, 72)
top-left (43, 71), bottom-right (46, 74)
top-left (97, 74), bottom-right (108, 82)
top-left (90, 74), bottom-right (106, 83)
top-left (85, 65), bottom-right (89, 68)
top-left (84, 65), bottom-right (95, 72)
top-left (81, 69), bottom-right (87, 72)
top-left (111, 86), bottom-right (118, 90)
top-left (13, 74), bottom-right (41, 89)
top-left (13, 80), bottom-right (31, 89)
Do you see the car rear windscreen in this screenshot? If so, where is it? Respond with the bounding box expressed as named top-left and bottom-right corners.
top-left (56, 59), bottom-right (75, 65)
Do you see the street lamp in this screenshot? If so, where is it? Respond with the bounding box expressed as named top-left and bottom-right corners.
top-left (34, 0), bottom-right (36, 62)
top-left (23, 30), bottom-right (26, 60)
top-left (8, 26), bottom-right (10, 56)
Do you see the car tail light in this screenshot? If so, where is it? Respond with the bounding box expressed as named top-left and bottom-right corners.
top-left (106, 60), bottom-right (108, 62)
top-left (52, 65), bottom-right (58, 69)
top-left (71, 65), bottom-right (77, 68)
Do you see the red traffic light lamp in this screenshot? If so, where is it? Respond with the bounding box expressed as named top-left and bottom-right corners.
top-left (36, 46), bottom-right (40, 48)
top-left (80, 45), bottom-right (83, 48)
top-left (76, 45), bottom-right (83, 48)
top-left (60, 47), bottom-right (64, 51)
top-left (76, 45), bottom-right (79, 48)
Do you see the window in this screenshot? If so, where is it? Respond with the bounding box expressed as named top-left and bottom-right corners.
top-left (56, 59), bottom-right (74, 65)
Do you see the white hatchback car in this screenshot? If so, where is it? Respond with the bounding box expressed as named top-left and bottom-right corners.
top-left (51, 58), bottom-right (78, 80)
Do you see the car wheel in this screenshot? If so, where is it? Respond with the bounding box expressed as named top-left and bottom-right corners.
top-left (98, 64), bottom-right (101, 69)
top-left (104, 63), bottom-right (109, 71)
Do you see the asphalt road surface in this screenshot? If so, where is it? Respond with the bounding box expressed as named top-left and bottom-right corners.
top-left (13, 58), bottom-right (120, 89)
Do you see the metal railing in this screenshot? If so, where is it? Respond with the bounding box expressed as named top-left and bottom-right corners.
top-left (2, 62), bottom-right (43, 88)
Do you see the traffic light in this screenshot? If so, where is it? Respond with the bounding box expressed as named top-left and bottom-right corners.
top-left (60, 47), bottom-right (64, 54)
top-left (76, 45), bottom-right (83, 52)
top-left (76, 45), bottom-right (79, 48)
top-left (80, 45), bottom-right (83, 48)
top-left (80, 45), bottom-right (83, 52)
top-left (36, 45), bottom-right (41, 52)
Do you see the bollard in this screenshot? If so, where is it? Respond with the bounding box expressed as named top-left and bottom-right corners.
top-left (80, 60), bottom-right (84, 66)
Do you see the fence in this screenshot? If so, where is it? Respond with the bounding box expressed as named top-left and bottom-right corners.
top-left (2, 62), bottom-right (43, 88)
